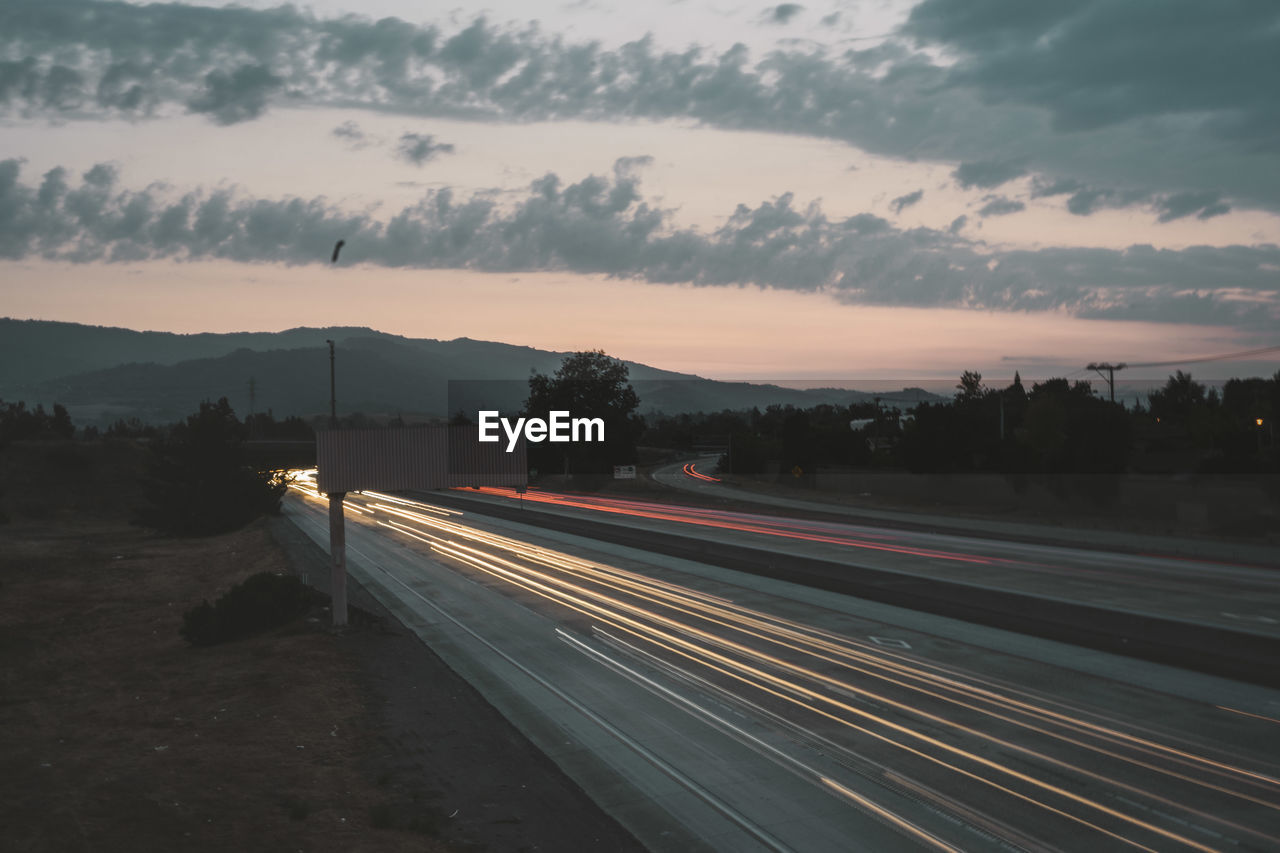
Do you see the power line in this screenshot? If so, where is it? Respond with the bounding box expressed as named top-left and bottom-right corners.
top-left (1122, 344), bottom-right (1280, 369)
top-left (1082, 344), bottom-right (1279, 403)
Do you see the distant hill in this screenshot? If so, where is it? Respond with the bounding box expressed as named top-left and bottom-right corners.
top-left (0, 318), bottom-right (377, 385)
top-left (1, 319), bottom-right (941, 424)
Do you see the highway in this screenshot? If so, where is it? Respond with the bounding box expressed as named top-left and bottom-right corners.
top-left (446, 467), bottom-right (1280, 641)
top-left (286, 473), bottom-right (1280, 852)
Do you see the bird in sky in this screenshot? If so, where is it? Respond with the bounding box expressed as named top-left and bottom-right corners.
top-left (331, 239), bottom-right (345, 263)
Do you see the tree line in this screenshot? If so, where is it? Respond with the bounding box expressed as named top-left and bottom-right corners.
top-left (641, 369), bottom-right (1279, 480)
top-left (5, 357), bottom-right (1275, 532)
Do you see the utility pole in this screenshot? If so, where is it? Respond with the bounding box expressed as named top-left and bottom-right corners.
top-left (873, 397), bottom-right (881, 453)
top-left (1087, 362), bottom-right (1127, 404)
top-left (247, 376), bottom-right (257, 439)
top-left (325, 339), bottom-right (337, 428)
top-left (328, 489), bottom-right (347, 627)
top-left (999, 390), bottom-right (1005, 441)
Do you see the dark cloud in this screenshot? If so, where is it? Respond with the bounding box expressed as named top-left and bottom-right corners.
top-left (948, 214), bottom-right (967, 234)
top-left (186, 64), bottom-right (282, 125)
top-left (768, 5), bottom-right (804, 25)
top-left (1067, 189), bottom-right (1109, 217)
top-left (977, 196), bottom-right (1024, 217)
top-left (2, 158), bottom-right (1275, 329)
top-left (1155, 190), bottom-right (1230, 223)
top-left (820, 13), bottom-right (841, 28)
top-left (396, 132), bottom-right (455, 165)
top-left (1197, 201), bottom-right (1232, 220)
top-left (1030, 176), bottom-right (1082, 198)
top-left (1065, 186), bottom-right (1235, 221)
top-left (903, 0), bottom-right (1280, 148)
top-left (890, 189), bottom-right (923, 214)
top-left (952, 159), bottom-right (1026, 190)
top-left (95, 61), bottom-right (152, 112)
top-left (0, 0), bottom-right (1274, 212)
top-left (1064, 187), bottom-right (1151, 217)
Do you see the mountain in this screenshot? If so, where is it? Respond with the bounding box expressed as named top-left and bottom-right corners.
top-left (1, 319), bottom-right (941, 424)
top-left (0, 318), bottom-right (376, 386)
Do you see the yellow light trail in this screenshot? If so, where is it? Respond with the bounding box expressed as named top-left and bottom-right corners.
top-left (288, 481), bottom-right (1280, 849)
top-left (366, 493), bottom-right (1280, 820)
top-left (428, 535), bottom-right (1182, 850)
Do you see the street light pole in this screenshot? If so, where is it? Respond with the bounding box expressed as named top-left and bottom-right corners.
top-left (321, 337), bottom-right (347, 626)
top-left (325, 243), bottom-right (349, 628)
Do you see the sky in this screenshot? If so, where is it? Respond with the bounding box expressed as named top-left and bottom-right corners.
top-left (2, 0), bottom-right (1279, 383)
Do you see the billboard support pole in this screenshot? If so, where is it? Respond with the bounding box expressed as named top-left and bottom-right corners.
top-left (328, 490), bottom-right (347, 627)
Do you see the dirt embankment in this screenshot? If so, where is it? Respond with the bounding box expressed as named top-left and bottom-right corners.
top-left (0, 441), bottom-right (643, 852)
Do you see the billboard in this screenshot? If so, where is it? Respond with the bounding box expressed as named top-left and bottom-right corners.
top-left (316, 425), bottom-right (527, 494)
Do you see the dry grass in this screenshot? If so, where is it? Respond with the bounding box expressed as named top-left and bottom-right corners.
top-left (0, 514), bottom-right (446, 853)
top-left (1, 440), bottom-right (645, 852)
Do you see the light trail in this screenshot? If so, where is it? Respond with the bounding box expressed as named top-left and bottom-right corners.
top-left (286, 475), bottom-right (1280, 850)
top-left (455, 484), bottom-right (1280, 603)
top-left (431, 537), bottom-right (1207, 850)
top-left (684, 462), bottom-right (722, 482)
top-left (465, 486), bottom-right (1003, 566)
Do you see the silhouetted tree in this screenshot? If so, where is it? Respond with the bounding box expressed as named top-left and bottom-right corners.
top-left (105, 416), bottom-right (159, 440)
top-left (524, 351), bottom-right (643, 475)
top-left (1148, 371), bottom-right (1206, 425)
top-left (0, 399), bottom-right (77, 442)
top-left (135, 398), bottom-right (286, 536)
top-left (955, 370), bottom-right (986, 402)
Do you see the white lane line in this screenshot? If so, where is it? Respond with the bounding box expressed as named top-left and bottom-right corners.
top-left (298, 507), bottom-right (794, 853)
top-left (559, 629), bottom-right (963, 853)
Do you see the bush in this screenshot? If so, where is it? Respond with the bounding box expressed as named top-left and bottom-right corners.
top-left (181, 572), bottom-right (322, 646)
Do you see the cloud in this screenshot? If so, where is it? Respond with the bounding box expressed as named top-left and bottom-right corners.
top-left (0, 1), bottom-right (1274, 212)
top-left (903, 0), bottom-right (1280, 147)
top-left (2, 158), bottom-right (1276, 329)
top-left (947, 214), bottom-right (967, 234)
top-left (977, 196), bottom-right (1024, 217)
top-left (1030, 177), bottom-right (1082, 198)
top-left (396, 132), bottom-right (455, 165)
top-left (890, 189), bottom-right (923, 214)
top-left (1045, 185), bottom-right (1233, 222)
top-left (952, 159), bottom-right (1026, 190)
top-left (332, 120), bottom-right (368, 148)
top-left (1155, 190), bottom-right (1231, 223)
top-left (1064, 187), bottom-right (1151, 217)
top-left (186, 64), bottom-right (282, 125)
top-left (768, 5), bottom-right (804, 25)
top-left (1066, 189), bottom-right (1110, 217)
top-left (612, 155), bottom-right (655, 177)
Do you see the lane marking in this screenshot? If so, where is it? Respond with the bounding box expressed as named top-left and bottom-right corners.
top-left (294, 507), bottom-right (794, 853)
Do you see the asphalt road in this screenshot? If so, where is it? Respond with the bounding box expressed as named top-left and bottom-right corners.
top-left (285, 478), bottom-right (1280, 852)
top-left (444, 468), bottom-right (1280, 641)
top-left (651, 459), bottom-right (1279, 566)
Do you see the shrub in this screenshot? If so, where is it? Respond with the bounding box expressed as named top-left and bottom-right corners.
top-left (180, 572), bottom-right (322, 646)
